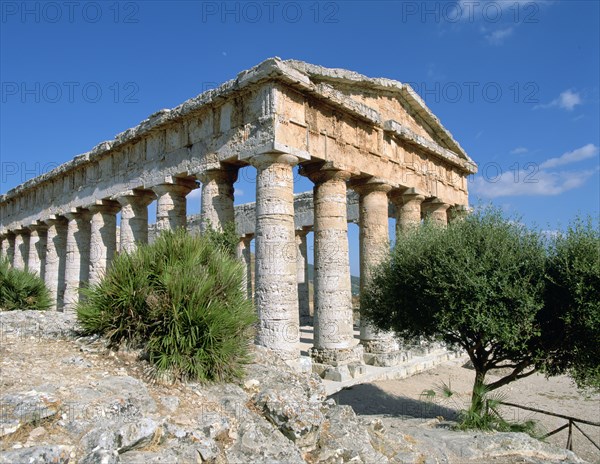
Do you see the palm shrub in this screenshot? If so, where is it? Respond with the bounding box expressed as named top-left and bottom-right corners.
top-left (77, 229), bottom-right (256, 382)
top-left (0, 258), bottom-right (51, 311)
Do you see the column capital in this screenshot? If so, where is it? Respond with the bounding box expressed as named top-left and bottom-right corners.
top-left (389, 187), bottom-right (426, 206)
top-left (448, 204), bottom-right (472, 223)
top-left (247, 153), bottom-right (300, 170)
top-left (13, 226), bottom-right (30, 234)
top-left (151, 177), bottom-right (198, 196)
top-left (63, 208), bottom-right (92, 221)
top-left (422, 198), bottom-right (451, 213)
top-left (349, 177), bottom-right (393, 195)
top-left (299, 161), bottom-right (354, 185)
top-left (114, 189), bottom-right (156, 207)
top-left (88, 200), bottom-right (121, 215)
top-left (43, 215), bottom-right (69, 227)
top-left (195, 166), bottom-right (238, 184)
top-left (28, 221), bottom-right (48, 233)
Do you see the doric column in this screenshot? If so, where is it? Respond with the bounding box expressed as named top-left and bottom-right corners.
top-left (448, 204), bottom-right (470, 222)
top-left (251, 153), bottom-right (300, 360)
top-left (28, 223), bottom-right (48, 278)
top-left (44, 216), bottom-right (68, 311)
top-left (63, 210), bottom-right (92, 312)
top-left (13, 227), bottom-right (30, 270)
top-left (152, 178), bottom-right (197, 232)
top-left (2, 231), bottom-right (15, 265)
top-left (304, 167), bottom-right (358, 367)
top-left (236, 234), bottom-right (254, 300)
top-left (295, 228), bottom-right (311, 325)
top-left (353, 179), bottom-right (402, 366)
top-left (88, 200), bottom-right (120, 286)
top-left (389, 188), bottom-right (425, 235)
top-left (116, 190), bottom-right (155, 254)
top-left (423, 199), bottom-right (451, 226)
top-left (197, 167), bottom-right (237, 232)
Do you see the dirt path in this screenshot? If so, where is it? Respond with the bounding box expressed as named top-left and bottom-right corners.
top-left (332, 358), bottom-right (600, 463)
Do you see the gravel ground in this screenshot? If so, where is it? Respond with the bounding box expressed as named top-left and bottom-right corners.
top-left (333, 358), bottom-right (600, 463)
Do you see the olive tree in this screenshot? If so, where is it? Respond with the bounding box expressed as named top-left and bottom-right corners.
top-left (361, 208), bottom-right (547, 411)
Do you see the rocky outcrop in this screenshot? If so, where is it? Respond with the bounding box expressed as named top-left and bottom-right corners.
top-left (0, 311), bottom-right (586, 463)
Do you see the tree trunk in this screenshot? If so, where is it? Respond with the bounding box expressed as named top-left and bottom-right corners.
top-left (471, 369), bottom-right (487, 414)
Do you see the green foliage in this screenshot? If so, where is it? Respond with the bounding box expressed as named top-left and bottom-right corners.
top-left (362, 207), bottom-right (547, 411)
top-left (77, 229), bottom-right (256, 382)
top-left (457, 384), bottom-right (539, 436)
top-left (202, 221), bottom-right (239, 258)
top-left (363, 207), bottom-right (600, 419)
top-left (0, 258), bottom-right (51, 311)
top-left (540, 216), bottom-right (600, 391)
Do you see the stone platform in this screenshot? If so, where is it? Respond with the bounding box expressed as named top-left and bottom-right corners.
top-left (298, 325), bottom-right (465, 395)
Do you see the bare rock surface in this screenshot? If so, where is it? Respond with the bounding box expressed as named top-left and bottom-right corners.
top-left (0, 310), bottom-right (587, 463)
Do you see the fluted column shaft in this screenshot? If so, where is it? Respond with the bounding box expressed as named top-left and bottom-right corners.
top-left (152, 180), bottom-right (195, 232)
top-left (310, 169), bottom-right (355, 356)
top-left (236, 234), bottom-right (254, 300)
top-left (198, 168), bottom-right (237, 232)
top-left (13, 229), bottom-right (30, 270)
top-left (423, 200), bottom-right (450, 226)
top-left (63, 210), bottom-right (91, 312)
top-left (252, 153), bottom-right (300, 360)
top-left (45, 217), bottom-right (68, 311)
top-left (117, 190), bottom-right (155, 254)
top-left (390, 190), bottom-right (425, 235)
top-left (28, 224), bottom-right (48, 278)
top-left (88, 201), bottom-right (120, 286)
top-left (295, 230), bottom-right (311, 325)
top-left (354, 180), bottom-right (402, 365)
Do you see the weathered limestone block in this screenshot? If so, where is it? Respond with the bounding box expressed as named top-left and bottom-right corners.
top-left (423, 198), bottom-right (450, 226)
top-left (63, 210), bottom-right (92, 313)
top-left (44, 216), bottom-right (68, 311)
top-left (353, 179), bottom-right (402, 366)
top-left (13, 228), bottom-right (30, 270)
top-left (305, 166), bottom-right (356, 365)
top-left (116, 190), bottom-right (155, 254)
top-left (250, 153), bottom-right (302, 360)
top-left (197, 167), bottom-right (237, 232)
top-left (389, 188), bottom-right (425, 234)
top-left (88, 201), bottom-right (120, 286)
top-left (152, 178), bottom-right (196, 232)
top-left (236, 234), bottom-right (254, 300)
top-left (27, 223), bottom-right (48, 278)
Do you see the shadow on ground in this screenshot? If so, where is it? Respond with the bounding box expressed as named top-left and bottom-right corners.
top-left (330, 382), bottom-right (461, 420)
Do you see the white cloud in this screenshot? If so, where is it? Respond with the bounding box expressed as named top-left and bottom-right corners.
top-left (540, 144), bottom-right (598, 169)
top-left (535, 89), bottom-right (583, 111)
top-left (471, 167), bottom-right (598, 198)
top-left (510, 147), bottom-right (529, 155)
top-left (471, 144), bottom-right (599, 198)
top-left (485, 27), bottom-right (513, 45)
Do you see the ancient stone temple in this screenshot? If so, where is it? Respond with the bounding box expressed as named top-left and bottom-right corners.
top-left (0, 58), bottom-right (477, 377)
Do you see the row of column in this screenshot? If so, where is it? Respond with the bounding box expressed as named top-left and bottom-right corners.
top-left (0, 152), bottom-right (462, 369)
top-left (0, 175), bottom-right (231, 313)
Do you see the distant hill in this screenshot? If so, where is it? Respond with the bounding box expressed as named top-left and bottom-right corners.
top-left (306, 263), bottom-right (360, 296)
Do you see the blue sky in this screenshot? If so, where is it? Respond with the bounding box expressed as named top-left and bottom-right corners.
top-left (1, 0), bottom-right (599, 275)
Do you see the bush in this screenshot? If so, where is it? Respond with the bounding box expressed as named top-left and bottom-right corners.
top-left (0, 258), bottom-right (52, 311)
top-left (77, 229), bottom-right (256, 382)
top-left (540, 216), bottom-right (600, 391)
top-left (361, 207), bottom-right (548, 413)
